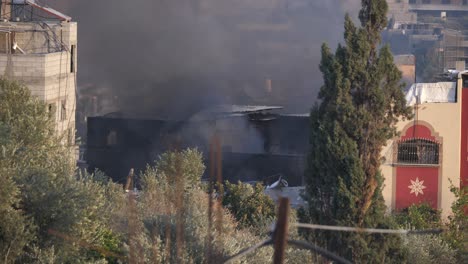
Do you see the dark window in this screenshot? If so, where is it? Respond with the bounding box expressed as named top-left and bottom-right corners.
top-left (464, 0), bottom-right (468, 5)
top-left (422, 0), bottom-right (431, 4)
top-left (397, 138), bottom-right (440, 165)
top-left (70, 45), bottom-right (76, 73)
top-left (48, 103), bottom-right (56, 120)
top-left (409, 0), bottom-right (416, 4)
top-left (442, 0), bottom-right (450, 4)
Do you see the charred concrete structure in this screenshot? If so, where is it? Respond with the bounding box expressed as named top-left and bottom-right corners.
top-left (0, 1), bottom-right (77, 143)
top-left (86, 106), bottom-right (309, 186)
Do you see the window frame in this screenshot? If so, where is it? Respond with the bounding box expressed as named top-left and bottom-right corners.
top-left (394, 138), bottom-right (441, 166)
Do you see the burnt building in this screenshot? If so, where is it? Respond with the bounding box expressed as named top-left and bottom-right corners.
top-left (86, 106), bottom-right (309, 186)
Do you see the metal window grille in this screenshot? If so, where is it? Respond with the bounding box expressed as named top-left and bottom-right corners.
top-left (397, 138), bottom-right (440, 165)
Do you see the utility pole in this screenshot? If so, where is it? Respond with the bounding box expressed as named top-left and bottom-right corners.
top-left (273, 197), bottom-right (290, 264)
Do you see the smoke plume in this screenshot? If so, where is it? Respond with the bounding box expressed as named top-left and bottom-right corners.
top-left (47, 0), bottom-right (361, 118)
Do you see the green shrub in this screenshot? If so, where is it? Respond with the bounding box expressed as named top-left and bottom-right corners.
top-left (222, 181), bottom-right (276, 232)
top-left (394, 203), bottom-right (441, 230)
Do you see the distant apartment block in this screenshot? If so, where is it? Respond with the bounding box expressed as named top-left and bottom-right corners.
top-left (0, 1), bottom-right (77, 144)
top-left (386, 0), bottom-right (468, 76)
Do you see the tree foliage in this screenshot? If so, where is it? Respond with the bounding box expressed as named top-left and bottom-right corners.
top-left (301, 1), bottom-right (412, 262)
top-left (0, 78), bottom-right (123, 262)
top-left (392, 200), bottom-right (464, 264)
top-left (154, 148), bottom-right (206, 189)
top-left (124, 148), bottom-right (312, 263)
top-left (404, 235), bottom-right (457, 264)
top-left (222, 181), bottom-right (275, 232)
top-left (394, 203), bottom-right (441, 230)
top-left (0, 78), bottom-right (314, 263)
top-left (136, 149), bottom-right (275, 263)
top-left (443, 185), bottom-right (468, 262)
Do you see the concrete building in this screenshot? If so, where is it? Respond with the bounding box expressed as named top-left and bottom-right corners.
top-left (386, 0), bottom-right (468, 76)
top-left (381, 71), bottom-right (468, 218)
top-left (388, 0), bottom-right (468, 18)
top-left (0, 1), bottom-right (77, 144)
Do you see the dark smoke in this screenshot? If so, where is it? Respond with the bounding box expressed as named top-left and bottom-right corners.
top-left (46, 0), bottom-right (360, 118)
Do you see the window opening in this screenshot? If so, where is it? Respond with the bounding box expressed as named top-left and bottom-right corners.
top-left (70, 44), bottom-right (76, 73)
top-left (48, 103), bottom-right (56, 120)
top-left (397, 138), bottom-right (440, 165)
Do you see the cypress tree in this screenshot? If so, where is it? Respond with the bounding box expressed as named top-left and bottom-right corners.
top-left (301, 1), bottom-right (412, 262)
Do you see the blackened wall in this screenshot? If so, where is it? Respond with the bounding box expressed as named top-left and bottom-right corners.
top-left (86, 114), bottom-right (309, 185)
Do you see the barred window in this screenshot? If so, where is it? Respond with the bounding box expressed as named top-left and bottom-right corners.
top-left (397, 138), bottom-right (440, 165)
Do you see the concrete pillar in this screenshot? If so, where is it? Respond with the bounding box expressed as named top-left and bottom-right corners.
top-left (456, 61), bottom-right (466, 72)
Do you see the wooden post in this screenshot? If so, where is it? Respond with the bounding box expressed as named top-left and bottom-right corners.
top-left (125, 168), bottom-right (134, 192)
top-left (206, 138), bottom-right (215, 263)
top-left (273, 197), bottom-right (290, 264)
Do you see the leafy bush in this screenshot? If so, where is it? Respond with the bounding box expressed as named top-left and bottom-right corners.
top-left (443, 185), bottom-right (468, 262)
top-left (394, 194), bottom-right (467, 263)
top-left (404, 235), bottom-right (457, 264)
top-left (135, 149), bottom-right (274, 263)
top-left (132, 149), bottom-right (313, 263)
top-left (222, 181), bottom-right (276, 232)
top-left (394, 203), bottom-right (441, 230)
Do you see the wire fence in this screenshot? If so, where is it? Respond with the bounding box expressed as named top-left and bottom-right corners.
top-left (48, 134), bottom-right (449, 263)
top-left (223, 197), bottom-right (444, 264)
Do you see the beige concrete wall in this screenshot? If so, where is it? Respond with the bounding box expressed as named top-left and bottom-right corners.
top-left (381, 82), bottom-right (462, 218)
top-left (0, 21), bottom-right (77, 144)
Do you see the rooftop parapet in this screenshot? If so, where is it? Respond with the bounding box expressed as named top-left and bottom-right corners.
top-left (1, 0), bottom-right (70, 22)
